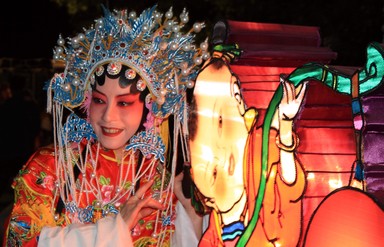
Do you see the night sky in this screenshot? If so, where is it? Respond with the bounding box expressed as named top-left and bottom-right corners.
top-left (1, 0), bottom-right (383, 66)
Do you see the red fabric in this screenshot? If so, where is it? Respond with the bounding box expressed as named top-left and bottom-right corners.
top-left (3, 144), bottom-right (176, 246)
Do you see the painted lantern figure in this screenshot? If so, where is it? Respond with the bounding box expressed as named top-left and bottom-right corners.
top-left (189, 51), bottom-right (308, 246)
top-left (189, 40), bottom-right (384, 246)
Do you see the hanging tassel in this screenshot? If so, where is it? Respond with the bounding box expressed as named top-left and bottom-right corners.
top-left (46, 77), bottom-right (53, 113)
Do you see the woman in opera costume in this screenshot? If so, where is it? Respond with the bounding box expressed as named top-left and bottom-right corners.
top-left (2, 5), bottom-right (208, 247)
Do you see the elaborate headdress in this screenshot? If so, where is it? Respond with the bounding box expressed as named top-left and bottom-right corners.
top-left (49, 4), bottom-right (208, 114)
top-left (46, 4), bottom-right (208, 236)
top-left (47, 4), bottom-right (209, 155)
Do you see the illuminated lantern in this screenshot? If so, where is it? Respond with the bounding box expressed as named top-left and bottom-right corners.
top-left (190, 19), bottom-right (383, 247)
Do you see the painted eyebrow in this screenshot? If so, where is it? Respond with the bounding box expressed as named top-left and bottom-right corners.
top-left (92, 88), bottom-right (137, 98)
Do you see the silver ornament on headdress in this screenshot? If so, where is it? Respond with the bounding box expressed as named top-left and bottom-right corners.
top-left (49, 5), bottom-right (209, 119)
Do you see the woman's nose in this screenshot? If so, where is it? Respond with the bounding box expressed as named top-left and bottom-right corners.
top-left (102, 103), bottom-right (117, 122)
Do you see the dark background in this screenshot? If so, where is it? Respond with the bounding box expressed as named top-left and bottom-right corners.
top-left (1, 0), bottom-right (383, 66)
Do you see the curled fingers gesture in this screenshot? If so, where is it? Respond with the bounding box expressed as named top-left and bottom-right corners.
top-left (120, 179), bottom-right (165, 230)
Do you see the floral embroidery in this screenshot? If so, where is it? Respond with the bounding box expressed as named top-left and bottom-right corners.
top-left (4, 145), bottom-right (177, 246)
top-left (101, 184), bottom-right (114, 204)
top-left (36, 172), bottom-right (55, 191)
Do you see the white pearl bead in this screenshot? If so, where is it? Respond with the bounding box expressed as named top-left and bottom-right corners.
top-left (181, 16), bottom-right (189, 24)
top-left (142, 24), bottom-right (149, 32)
top-left (180, 9), bottom-right (189, 24)
top-left (77, 33), bottom-right (85, 41)
top-left (170, 43), bottom-right (178, 50)
top-left (96, 18), bottom-right (103, 25)
top-left (72, 78), bottom-right (80, 86)
top-left (154, 12), bottom-right (162, 20)
top-left (165, 7), bottom-right (173, 19)
top-left (56, 47), bottom-right (64, 54)
top-left (165, 20), bottom-right (173, 29)
top-left (57, 38), bottom-right (65, 46)
top-left (172, 25), bottom-right (180, 33)
top-left (71, 37), bottom-right (79, 48)
top-left (183, 44), bottom-right (191, 51)
top-left (181, 69), bottom-right (189, 76)
top-left (129, 11), bottom-right (136, 19)
top-left (202, 52), bottom-right (210, 60)
top-left (187, 80), bottom-right (195, 88)
top-left (194, 57), bottom-right (202, 65)
top-left (200, 42), bottom-right (208, 51)
top-left (63, 83), bottom-right (71, 92)
top-left (193, 23), bottom-right (202, 33)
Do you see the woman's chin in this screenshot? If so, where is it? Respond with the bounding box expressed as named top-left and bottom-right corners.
top-left (99, 140), bottom-right (127, 151)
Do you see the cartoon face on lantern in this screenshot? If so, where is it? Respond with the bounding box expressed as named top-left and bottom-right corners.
top-left (189, 60), bottom-right (249, 216)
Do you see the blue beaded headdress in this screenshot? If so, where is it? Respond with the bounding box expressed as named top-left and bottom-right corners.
top-left (47, 5), bottom-right (209, 154)
top-left (48, 5), bottom-right (208, 118)
top-left (47, 5), bottom-right (209, 161)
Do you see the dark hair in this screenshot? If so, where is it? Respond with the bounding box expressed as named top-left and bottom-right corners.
top-left (188, 95), bottom-right (198, 141)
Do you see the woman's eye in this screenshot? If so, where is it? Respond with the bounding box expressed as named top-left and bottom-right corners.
top-left (118, 101), bottom-right (134, 107)
top-left (92, 97), bottom-right (104, 104)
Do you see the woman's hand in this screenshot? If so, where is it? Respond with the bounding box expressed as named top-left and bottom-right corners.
top-left (120, 179), bottom-right (165, 230)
